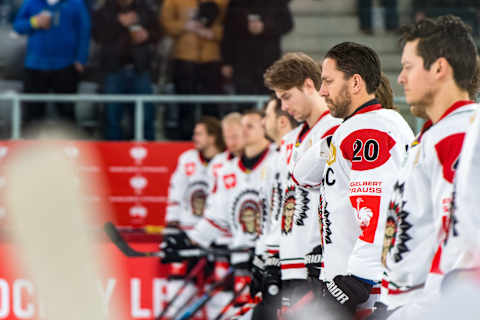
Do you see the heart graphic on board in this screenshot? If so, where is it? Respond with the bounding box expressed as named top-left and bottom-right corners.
top-left (130, 146), bottom-right (148, 164)
top-left (130, 176), bottom-right (148, 194)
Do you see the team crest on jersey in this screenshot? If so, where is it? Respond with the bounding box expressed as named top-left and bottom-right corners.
top-left (223, 173), bottom-right (237, 189)
top-left (189, 181), bottom-right (209, 217)
top-left (281, 186), bottom-right (296, 234)
top-left (232, 189), bottom-right (264, 237)
top-left (185, 162), bottom-right (196, 176)
top-left (383, 181), bottom-right (412, 265)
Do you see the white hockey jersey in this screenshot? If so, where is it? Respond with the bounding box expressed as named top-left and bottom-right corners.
top-left (257, 128), bottom-right (300, 257)
top-left (280, 111), bottom-right (341, 280)
top-left (187, 147), bottom-right (276, 265)
top-left (380, 101), bottom-right (478, 311)
top-left (320, 101), bottom-right (414, 284)
top-left (166, 149), bottom-right (220, 229)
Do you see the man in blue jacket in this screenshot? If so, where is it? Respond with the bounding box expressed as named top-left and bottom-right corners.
top-left (14, 0), bottom-right (90, 127)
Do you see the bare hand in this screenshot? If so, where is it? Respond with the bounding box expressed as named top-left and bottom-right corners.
top-left (184, 19), bottom-right (202, 32)
top-left (74, 62), bottom-right (84, 73)
top-left (33, 12), bottom-right (51, 29)
top-left (248, 19), bottom-right (264, 35)
top-left (221, 65), bottom-right (233, 78)
top-left (130, 27), bottom-right (149, 44)
top-left (118, 11), bottom-right (138, 27)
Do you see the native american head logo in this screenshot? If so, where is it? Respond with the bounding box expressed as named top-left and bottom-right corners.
top-left (238, 200), bottom-right (261, 235)
top-left (281, 186), bottom-right (296, 234)
top-left (382, 216), bottom-right (397, 267)
top-left (191, 189), bottom-right (207, 217)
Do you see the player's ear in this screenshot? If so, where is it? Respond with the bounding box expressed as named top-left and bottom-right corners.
top-left (303, 78), bottom-right (316, 95)
top-left (351, 74), bottom-right (363, 94)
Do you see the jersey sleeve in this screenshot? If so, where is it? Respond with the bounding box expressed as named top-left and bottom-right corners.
top-left (292, 138), bottom-right (330, 189)
top-left (187, 167), bottom-right (232, 248)
top-left (165, 155), bottom-right (187, 224)
top-left (341, 128), bottom-right (399, 280)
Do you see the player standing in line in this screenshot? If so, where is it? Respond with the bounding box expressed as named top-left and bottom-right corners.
top-left (248, 95), bottom-right (299, 319)
top-left (187, 109), bottom-right (276, 306)
top-left (317, 42), bottom-right (413, 318)
top-left (263, 52), bottom-right (342, 313)
top-left (163, 116), bottom-right (226, 317)
top-left (374, 15), bottom-right (479, 319)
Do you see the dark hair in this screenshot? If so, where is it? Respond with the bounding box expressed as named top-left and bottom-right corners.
top-left (376, 73), bottom-right (397, 110)
top-left (400, 15), bottom-right (478, 92)
top-left (468, 56), bottom-right (480, 101)
top-left (264, 52), bottom-right (323, 91)
top-left (196, 116), bottom-right (226, 151)
top-left (324, 42), bottom-right (381, 94)
top-left (264, 94), bottom-right (299, 128)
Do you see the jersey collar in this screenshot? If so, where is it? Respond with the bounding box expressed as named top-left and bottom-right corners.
top-left (296, 110), bottom-right (330, 147)
top-left (343, 98), bottom-right (382, 122)
top-left (238, 147), bottom-right (269, 173)
top-left (437, 100), bottom-right (474, 123)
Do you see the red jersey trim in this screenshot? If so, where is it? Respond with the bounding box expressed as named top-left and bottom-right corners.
top-left (438, 100), bottom-right (474, 123)
top-left (238, 147), bottom-right (269, 173)
top-left (206, 218), bottom-right (229, 234)
top-left (296, 110), bottom-right (331, 145)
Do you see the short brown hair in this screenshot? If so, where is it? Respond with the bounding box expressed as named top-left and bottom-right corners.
top-left (264, 52), bottom-right (323, 91)
top-left (196, 116), bottom-right (226, 151)
top-left (468, 56), bottom-right (480, 101)
top-left (243, 108), bottom-right (265, 118)
top-left (400, 15), bottom-right (477, 92)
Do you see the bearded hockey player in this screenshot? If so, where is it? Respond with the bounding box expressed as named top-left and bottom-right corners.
top-left (188, 109), bottom-right (276, 306)
top-left (375, 16), bottom-right (480, 319)
top-left (263, 52), bottom-right (342, 312)
top-left (317, 42), bottom-right (413, 318)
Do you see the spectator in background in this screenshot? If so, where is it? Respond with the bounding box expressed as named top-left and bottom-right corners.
top-left (412, 0), bottom-right (479, 35)
top-left (92, 0), bottom-right (161, 141)
top-left (13, 0), bottom-right (90, 128)
top-left (161, 0), bottom-right (228, 141)
top-left (221, 0), bottom-right (293, 99)
top-left (357, 0), bottom-right (398, 35)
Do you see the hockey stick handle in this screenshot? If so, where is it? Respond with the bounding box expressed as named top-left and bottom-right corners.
top-left (175, 267), bottom-right (235, 320)
top-left (156, 258), bottom-right (208, 320)
top-left (212, 280), bottom-right (250, 320)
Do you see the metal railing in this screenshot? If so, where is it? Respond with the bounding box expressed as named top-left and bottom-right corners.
top-left (0, 93), bottom-right (417, 140)
top-left (0, 93), bottom-right (271, 140)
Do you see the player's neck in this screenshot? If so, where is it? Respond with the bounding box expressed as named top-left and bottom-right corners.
top-left (348, 93), bottom-right (377, 116)
top-left (244, 139), bottom-right (270, 158)
top-left (275, 127), bottom-right (292, 145)
top-left (202, 145), bottom-right (220, 160)
top-left (307, 97), bottom-right (330, 127)
top-left (427, 84), bottom-right (470, 124)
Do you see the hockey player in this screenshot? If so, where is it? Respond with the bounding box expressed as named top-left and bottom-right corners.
top-left (248, 96), bottom-right (299, 319)
top-left (317, 42), bottom-right (414, 317)
top-left (375, 15), bottom-right (479, 319)
top-left (263, 52), bottom-right (342, 312)
top-left (187, 109), bottom-right (276, 306)
top-left (163, 116), bottom-right (225, 317)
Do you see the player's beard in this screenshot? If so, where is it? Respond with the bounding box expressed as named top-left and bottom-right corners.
top-left (326, 84), bottom-right (352, 119)
top-left (408, 89), bottom-right (434, 120)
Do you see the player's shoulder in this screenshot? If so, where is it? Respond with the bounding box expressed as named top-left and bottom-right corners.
top-left (428, 102), bottom-right (479, 139)
top-left (179, 148), bottom-right (199, 161)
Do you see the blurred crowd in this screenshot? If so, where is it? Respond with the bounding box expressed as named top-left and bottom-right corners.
top-left (1, 0), bottom-right (479, 140)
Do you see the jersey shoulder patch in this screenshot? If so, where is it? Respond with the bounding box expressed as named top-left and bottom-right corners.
top-left (434, 133), bottom-right (465, 183)
top-left (340, 129), bottom-right (396, 171)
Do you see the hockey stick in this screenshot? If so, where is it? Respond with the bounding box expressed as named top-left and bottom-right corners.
top-left (175, 267), bottom-right (235, 320)
top-left (104, 222), bottom-right (251, 258)
top-left (277, 290), bottom-right (315, 320)
top-left (155, 258), bottom-right (207, 320)
top-left (212, 281), bottom-right (250, 320)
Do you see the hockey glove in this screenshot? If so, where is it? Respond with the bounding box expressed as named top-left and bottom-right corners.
top-left (160, 231), bottom-right (197, 263)
top-left (250, 254), bottom-right (265, 297)
top-left (323, 275), bottom-right (372, 314)
top-left (263, 253), bottom-right (281, 306)
top-left (305, 245), bottom-right (323, 280)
